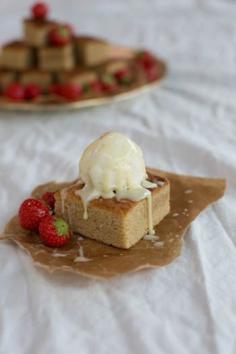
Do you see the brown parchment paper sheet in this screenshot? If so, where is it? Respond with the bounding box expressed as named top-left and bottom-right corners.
top-left (0, 168), bottom-right (226, 279)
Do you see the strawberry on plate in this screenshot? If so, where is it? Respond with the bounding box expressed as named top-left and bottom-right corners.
top-left (5, 83), bottom-right (25, 101)
top-left (42, 192), bottom-right (55, 210)
top-left (31, 2), bottom-right (49, 20)
top-left (90, 80), bottom-right (103, 94)
top-left (19, 198), bottom-right (50, 231)
top-left (114, 68), bottom-right (132, 84)
top-left (101, 74), bottom-right (118, 94)
top-left (24, 84), bottom-right (41, 100)
top-left (60, 83), bottom-right (83, 101)
top-left (145, 64), bottom-right (160, 82)
top-left (49, 25), bottom-right (72, 46)
top-left (49, 84), bottom-right (63, 96)
top-left (39, 215), bottom-right (71, 247)
top-left (138, 51), bottom-right (156, 69)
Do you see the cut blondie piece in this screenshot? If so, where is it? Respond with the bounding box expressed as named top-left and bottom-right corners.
top-left (57, 68), bottom-right (98, 87)
top-left (74, 36), bottom-right (110, 66)
top-left (23, 18), bottom-right (57, 47)
top-left (0, 41), bottom-right (34, 70)
top-left (20, 70), bottom-right (53, 92)
top-left (54, 174), bottom-right (170, 249)
top-left (38, 44), bottom-right (74, 70)
top-left (0, 70), bottom-right (16, 91)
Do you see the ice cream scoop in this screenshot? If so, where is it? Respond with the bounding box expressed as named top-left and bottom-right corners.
top-left (76, 132), bottom-right (157, 234)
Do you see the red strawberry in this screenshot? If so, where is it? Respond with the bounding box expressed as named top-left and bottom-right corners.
top-left (49, 84), bottom-right (63, 96)
top-left (138, 51), bottom-right (156, 69)
top-left (31, 2), bottom-right (49, 20)
top-left (25, 84), bottom-right (41, 100)
top-left (5, 83), bottom-right (25, 101)
top-left (39, 215), bottom-right (71, 247)
top-left (90, 80), bottom-right (103, 94)
top-left (19, 198), bottom-right (50, 231)
top-left (60, 83), bottom-right (83, 101)
top-left (49, 25), bottom-right (71, 46)
top-left (114, 68), bottom-right (132, 84)
top-left (42, 192), bottom-right (55, 209)
top-left (145, 63), bottom-right (160, 82)
top-left (101, 74), bottom-right (117, 94)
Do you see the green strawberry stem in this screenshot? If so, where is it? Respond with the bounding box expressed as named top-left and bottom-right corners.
top-left (59, 27), bottom-right (70, 38)
top-left (54, 218), bottom-right (69, 236)
top-left (121, 76), bottom-right (132, 84)
top-left (102, 74), bottom-right (115, 85)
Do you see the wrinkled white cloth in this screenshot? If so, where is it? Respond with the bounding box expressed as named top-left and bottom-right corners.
top-left (0, 1), bottom-right (236, 354)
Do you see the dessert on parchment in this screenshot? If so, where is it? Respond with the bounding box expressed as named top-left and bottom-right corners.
top-left (54, 133), bottom-right (170, 248)
top-left (0, 2), bottom-right (165, 105)
top-left (0, 132), bottom-right (226, 278)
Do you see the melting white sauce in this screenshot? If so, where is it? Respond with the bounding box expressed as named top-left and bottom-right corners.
top-left (74, 246), bottom-right (91, 262)
top-left (76, 179), bottom-right (157, 236)
top-left (143, 234), bottom-right (159, 241)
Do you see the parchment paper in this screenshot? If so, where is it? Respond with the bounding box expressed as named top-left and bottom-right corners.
top-left (0, 168), bottom-right (226, 279)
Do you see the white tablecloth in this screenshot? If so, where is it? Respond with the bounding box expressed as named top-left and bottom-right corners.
top-left (0, 1), bottom-right (236, 353)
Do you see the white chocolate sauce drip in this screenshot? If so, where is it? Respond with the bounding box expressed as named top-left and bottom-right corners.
top-left (74, 246), bottom-right (91, 262)
top-left (76, 178), bottom-right (157, 235)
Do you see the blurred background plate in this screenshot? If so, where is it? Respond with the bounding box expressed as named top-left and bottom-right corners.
top-left (0, 60), bottom-right (166, 112)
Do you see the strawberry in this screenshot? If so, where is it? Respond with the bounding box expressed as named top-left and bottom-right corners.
top-left (60, 83), bottom-right (83, 101)
top-left (39, 215), bottom-right (71, 247)
top-left (24, 84), bottom-right (41, 100)
top-left (145, 64), bottom-right (160, 82)
top-left (49, 84), bottom-right (63, 96)
top-left (64, 23), bottom-right (74, 36)
top-left (5, 83), bottom-right (25, 101)
top-left (42, 192), bottom-right (55, 210)
top-left (31, 2), bottom-right (49, 20)
top-left (19, 198), bottom-right (50, 231)
top-left (49, 25), bottom-right (71, 46)
top-left (101, 74), bottom-right (118, 94)
top-left (90, 80), bottom-right (103, 94)
top-left (114, 68), bottom-right (132, 84)
top-left (138, 51), bottom-right (156, 69)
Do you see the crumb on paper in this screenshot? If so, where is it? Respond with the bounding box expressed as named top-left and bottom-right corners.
top-left (188, 200), bottom-right (193, 203)
top-left (74, 256), bottom-right (91, 262)
top-left (184, 189), bottom-right (193, 194)
top-left (52, 253), bottom-right (68, 257)
top-left (172, 213), bottom-right (179, 217)
top-left (154, 241), bottom-right (164, 247)
top-left (34, 250), bottom-right (45, 256)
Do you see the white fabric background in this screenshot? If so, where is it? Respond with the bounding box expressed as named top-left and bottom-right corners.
top-left (0, 1), bottom-right (236, 353)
